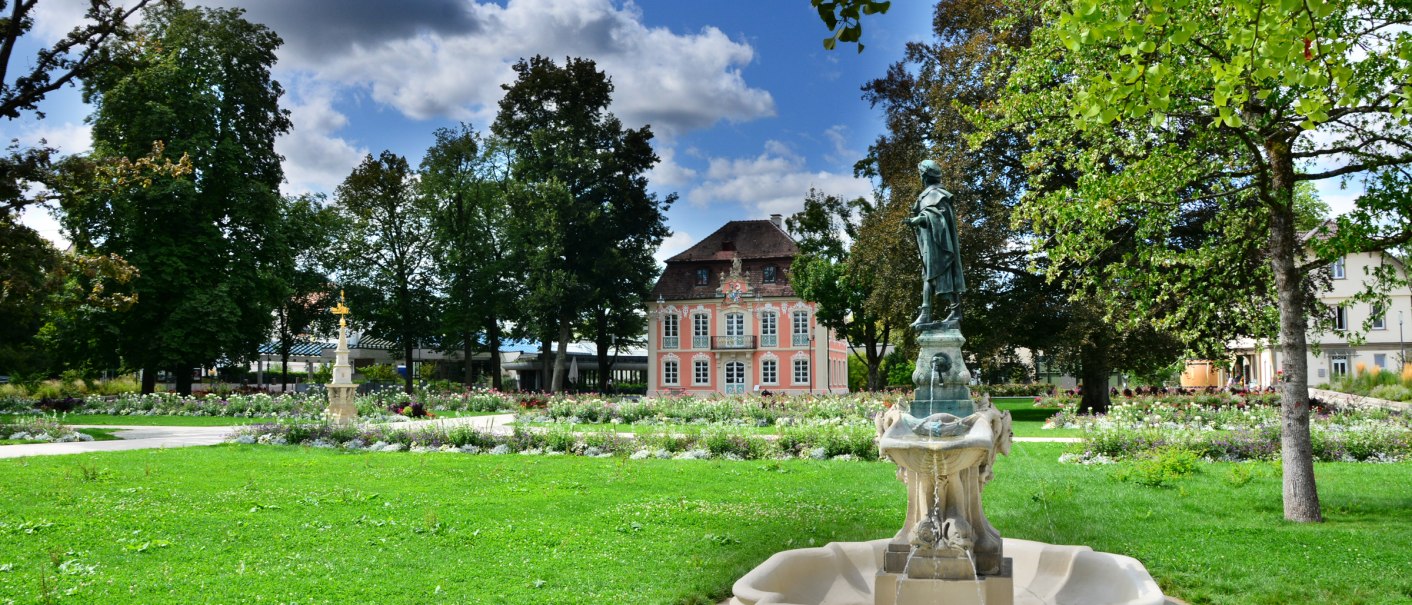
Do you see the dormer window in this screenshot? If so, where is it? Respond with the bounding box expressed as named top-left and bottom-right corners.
top-left (763, 265), bottom-right (777, 283)
top-left (695, 268), bottom-right (709, 285)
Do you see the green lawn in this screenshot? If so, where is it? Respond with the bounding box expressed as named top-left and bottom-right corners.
top-left (0, 444), bottom-right (1406, 604)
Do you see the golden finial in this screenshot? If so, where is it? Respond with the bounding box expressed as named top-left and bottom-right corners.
top-left (331, 289), bottom-right (351, 326)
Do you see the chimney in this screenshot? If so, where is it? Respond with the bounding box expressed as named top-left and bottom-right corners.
top-left (769, 214), bottom-right (783, 228)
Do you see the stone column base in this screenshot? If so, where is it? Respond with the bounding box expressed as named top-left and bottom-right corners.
top-left (874, 558), bottom-right (1012, 605)
top-left (326, 384), bottom-right (358, 424)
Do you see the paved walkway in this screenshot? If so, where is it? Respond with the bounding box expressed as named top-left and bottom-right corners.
top-left (0, 425), bottom-right (233, 459)
top-left (0, 413), bottom-right (1077, 459)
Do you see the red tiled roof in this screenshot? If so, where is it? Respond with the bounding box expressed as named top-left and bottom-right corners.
top-left (652, 220), bottom-right (800, 301)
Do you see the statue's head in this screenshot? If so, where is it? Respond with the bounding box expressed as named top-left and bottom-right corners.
top-left (917, 160), bottom-right (942, 184)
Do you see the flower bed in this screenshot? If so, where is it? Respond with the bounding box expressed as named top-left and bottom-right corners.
top-left (0, 387), bottom-right (521, 420)
top-left (228, 419), bottom-right (881, 462)
top-left (1056, 396), bottom-right (1411, 463)
top-left (0, 417), bottom-right (94, 443)
top-left (520, 393), bottom-right (891, 427)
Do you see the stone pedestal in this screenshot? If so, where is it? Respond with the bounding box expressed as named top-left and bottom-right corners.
top-left (908, 328), bottom-right (973, 418)
top-left (875, 558), bottom-right (1013, 605)
top-left (326, 383), bottom-right (357, 424)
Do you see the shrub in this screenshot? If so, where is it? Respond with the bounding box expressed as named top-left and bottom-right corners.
top-left (1115, 447), bottom-right (1201, 488)
top-left (1368, 384), bottom-right (1412, 402)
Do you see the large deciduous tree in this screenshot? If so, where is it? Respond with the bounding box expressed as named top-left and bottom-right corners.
top-left (422, 124), bottom-right (521, 389)
top-left (271, 194), bottom-right (339, 391)
top-left (67, 1), bottom-right (289, 395)
top-left (334, 152), bottom-right (437, 395)
top-left (989, 0), bottom-right (1412, 522)
top-left (492, 56), bottom-right (670, 392)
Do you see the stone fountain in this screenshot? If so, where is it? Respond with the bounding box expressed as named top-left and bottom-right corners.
top-left (726, 161), bottom-right (1165, 605)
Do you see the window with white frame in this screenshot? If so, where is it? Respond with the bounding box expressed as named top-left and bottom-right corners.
top-left (1371, 304), bottom-right (1386, 330)
top-left (694, 359), bottom-right (710, 385)
top-left (793, 358), bottom-right (810, 384)
top-left (1331, 256), bottom-right (1346, 279)
top-left (693, 314), bottom-right (710, 348)
top-left (761, 312), bottom-right (778, 347)
top-left (792, 310), bottom-right (810, 346)
top-left (662, 315), bottom-right (679, 349)
top-left (1333, 305), bottom-right (1348, 331)
top-left (663, 360), bottom-right (679, 385)
top-left (726, 313), bottom-right (744, 336)
top-left (761, 359), bottom-right (778, 384)
top-left (1331, 355), bottom-right (1349, 377)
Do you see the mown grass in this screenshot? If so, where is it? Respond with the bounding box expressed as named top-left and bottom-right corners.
top-left (1, 444), bottom-right (1407, 604)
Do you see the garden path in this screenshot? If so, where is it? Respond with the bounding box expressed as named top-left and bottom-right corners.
top-left (0, 425), bottom-right (231, 459)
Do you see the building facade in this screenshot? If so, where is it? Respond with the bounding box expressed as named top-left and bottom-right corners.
top-left (647, 217), bottom-right (849, 396)
top-left (1203, 244), bottom-right (1411, 388)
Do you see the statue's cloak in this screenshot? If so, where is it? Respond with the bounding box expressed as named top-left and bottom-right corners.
top-left (912, 185), bottom-right (966, 295)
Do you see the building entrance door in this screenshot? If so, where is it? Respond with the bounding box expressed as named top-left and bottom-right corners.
top-left (725, 361), bottom-right (745, 395)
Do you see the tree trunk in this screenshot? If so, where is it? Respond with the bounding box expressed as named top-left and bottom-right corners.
top-left (539, 337), bottom-right (552, 391)
top-left (1267, 138), bottom-right (1323, 523)
top-left (141, 366), bottom-right (156, 394)
top-left (550, 314), bottom-right (571, 392)
top-left (487, 321), bottom-right (503, 391)
top-left (175, 364), bottom-right (193, 396)
top-left (1079, 340), bottom-right (1111, 414)
top-left (280, 348), bottom-right (291, 393)
top-left (403, 338), bottom-right (415, 394)
top-left (463, 330), bottom-right (475, 387)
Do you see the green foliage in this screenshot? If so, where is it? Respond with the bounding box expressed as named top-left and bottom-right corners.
top-left (1114, 447), bottom-right (1201, 488)
top-left (334, 151), bottom-right (437, 394)
top-left (811, 0), bottom-right (891, 52)
top-left (70, 1), bottom-right (291, 392)
top-left (491, 56), bottom-right (671, 392)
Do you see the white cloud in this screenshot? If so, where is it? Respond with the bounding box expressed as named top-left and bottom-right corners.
top-left (655, 230), bottom-right (695, 265)
top-left (646, 145), bottom-right (697, 189)
top-left (15, 121), bottom-right (92, 156)
top-left (263, 0), bottom-right (774, 136)
top-left (275, 85), bottom-right (367, 195)
top-left (687, 140), bottom-right (873, 218)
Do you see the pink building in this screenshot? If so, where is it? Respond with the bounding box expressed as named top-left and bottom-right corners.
top-left (646, 217), bottom-right (849, 396)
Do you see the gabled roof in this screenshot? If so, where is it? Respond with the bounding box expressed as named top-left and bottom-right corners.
top-left (665, 220), bottom-right (798, 263)
top-left (1299, 219), bottom-right (1337, 243)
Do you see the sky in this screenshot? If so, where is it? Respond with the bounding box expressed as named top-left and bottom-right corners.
top-left (11, 0), bottom-right (937, 262)
top-left (12, 0), bottom-right (1368, 261)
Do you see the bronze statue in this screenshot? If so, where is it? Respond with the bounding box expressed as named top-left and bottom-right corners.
top-left (905, 160), bottom-right (965, 327)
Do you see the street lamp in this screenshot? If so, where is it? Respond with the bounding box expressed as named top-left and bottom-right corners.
top-left (1399, 310), bottom-right (1405, 367)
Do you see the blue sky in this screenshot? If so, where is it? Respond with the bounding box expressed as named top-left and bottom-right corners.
top-left (14, 0), bottom-right (935, 260)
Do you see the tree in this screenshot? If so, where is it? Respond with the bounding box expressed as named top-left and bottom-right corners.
top-left (334, 151), bottom-right (437, 395)
top-left (810, 0), bottom-right (892, 52)
top-left (989, 0), bottom-right (1412, 522)
top-left (421, 124), bottom-right (521, 389)
top-left (271, 194), bottom-right (339, 391)
top-left (787, 189), bottom-right (900, 390)
top-left (2, 0), bottom-right (151, 215)
top-left (67, 1), bottom-right (289, 395)
top-left (492, 56), bottom-right (670, 392)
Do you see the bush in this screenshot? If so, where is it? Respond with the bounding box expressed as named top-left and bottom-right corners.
top-left (1115, 447), bottom-right (1201, 488)
top-left (1368, 384), bottom-right (1412, 402)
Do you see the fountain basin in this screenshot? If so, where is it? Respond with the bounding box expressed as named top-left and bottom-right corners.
top-left (729, 538), bottom-right (1165, 605)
